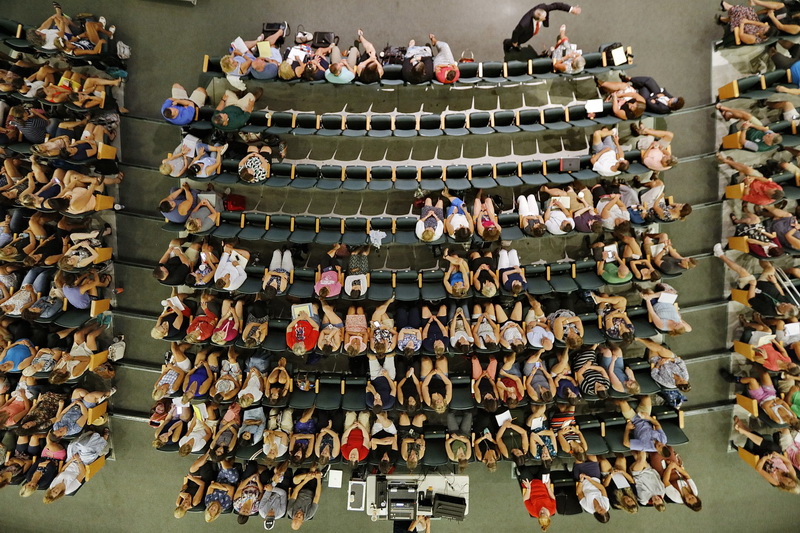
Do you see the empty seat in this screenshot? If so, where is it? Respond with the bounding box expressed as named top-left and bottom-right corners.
top-left (492, 110), bottom-right (521, 134)
top-left (367, 271), bottom-right (394, 301)
top-left (393, 115), bottom-right (418, 137)
top-left (468, 112), bottom-right (494, 135)
top-left (342, 218), bottom-right (369, 246)
top-left (370, 217), bottom-right (394, 244)
top-left (567, 105), bottom-right (597, 128)
top-left (267, 112), bottom-right (295, 134)
top-left (368, 114), bottom-right (393, 137)
top-left (290, 163), bottom-right (319, 189)
top-left (443, 113), bottom-right (469, 136)
top-left (266, 162), bottom-right (293, 187)
top-left (288, 268), bottom-right (315, 299)
top-left (581, 52), bottom-right (606, 74)
top-left (470, 163), bottom-right (497, 189)
top-left (444, 165), bottom-right (471, 191)
top-left (419, 114), bottom-right (444, 137)
top-left (288, 216), bottom-right (317, 244)
top-left (544, 159), bottom-right (575, 185)
top-left (520, 161), bottom-right (548, 186)
top-left (505, 60), bottom-right (532, 83)
top-left (498, 213), bottom-right (524, 241)
top-left (368, 166), bottom-right (394, 191)
top-left (342, 114), bottom-right (369, 137)
top-left (212, 211), bottom-right (242, 239)
top-left (455, 62), bottom-right (481, 84)
top-left (318, 165), bottom-right (344, 190)
top-left (531, 57), bottom-right (558, 79)
top-left (394, 217), bottom-right (420, 244)
top-left (420, 166), bottom-right (446, 191)
top-left (263, 215), bottom-right (293, 242)
top-left (316, 217), bottom-right (343, 245)
top-left (395, 271), bottom-right (421, 301)
top-left (317, 114), bottom-right (344, 136)
top-left (517, 109), bottom-right (545, 132)
top-left (421, 270), bottom-right (447, 302)
top-left (394, 166), bottom-right (419, 191)
top-left (542, 107), bottom-right (570, 130)
top-left (593, 102), bottom-right (621, 125)
top-left (292, 113), bottom-right (318, 135)
top-left (380, 63), bottom-right (404, 86)
top-left (494, 161), bottom-right (523, 187)
top-left (548, 263), bottom-right (578, 293)
top-left (239, 213), bottom-right (268, 240)
top-left (343, 166), bottom-right (369, 191)
top-left (480, 61), bottom-right (506, 84)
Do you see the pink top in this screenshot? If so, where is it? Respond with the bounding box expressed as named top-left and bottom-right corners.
top-left (314, 270), bottom-right (341, 298)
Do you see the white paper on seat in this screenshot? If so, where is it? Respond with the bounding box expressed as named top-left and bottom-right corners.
top-left (585, 99), bottom-right (604, 113)
top-left (611, 47), bottom-right (627, 66)
top-left (658, 292), bottom-right (678, 304)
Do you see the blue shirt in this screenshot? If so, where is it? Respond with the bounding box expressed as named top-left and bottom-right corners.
top-left (161, 99), bottom-right (196, 125)
top-left (629, 414), bottom-right (668, 452)
top-left (791, 61), bottom-right (800, 88)
top-left (325, 68), bottom-right (355, 84)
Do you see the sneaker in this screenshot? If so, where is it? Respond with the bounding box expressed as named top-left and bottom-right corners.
top-left (713, 243), bottom-right (724, 257)
top-left (719, 367), bottom-right (739, 383)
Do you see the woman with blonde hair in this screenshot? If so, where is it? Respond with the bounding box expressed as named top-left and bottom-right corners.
top-left (370, 299), bottom-right (398, 355)
top-left (238, 367), bottom-right (265, 408)
top-left (210, 299), bottom-right (243, 346)
top-left (470, 250), bottom-right (499, 297)
top-left (415, 197), bottom-right (445, 242)
top-left (232, 460), bottom-right (264, 522)
top-left (174, 452), bottom-right (215, 518)
top-left (600, 455), bottom-right (639, 513)
top-left (443, 248), bottom-right (470, 298)
top-left (185, 197), bottom-right (219, 234)
top-left (203, 458), bottom-right (239, 521)
top-left (209, 348), bottom-right (243, 403)
top-left (421, 356), bottom-right (452, 414)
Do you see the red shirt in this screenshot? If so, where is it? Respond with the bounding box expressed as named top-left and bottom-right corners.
top-left (341, 429), bottom-right (369, 461)
top-left (435, 66), bottom-right (460, 84)
top-left (760, 344), bottom-right (792, 371)
top-left (743, 180), bottom-right (782, 206)
top-left (524, 479), bottom-right (556, 517)
top-left (286, 320), bottom-right (318, 351)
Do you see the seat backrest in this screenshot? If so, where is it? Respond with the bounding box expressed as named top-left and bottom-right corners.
top-left (568, 105), bottom-right (587, 121)
top-left (736, 74), bottom-right (761, 94)
top-left (371, 114), bottom-right (392, 130)
top-left (420, 166), bottom-right (444, 179)
top-left (506, 60), bottom-right (529, 75)
top-left (471, 163), bottom-right (493, 177)
top-left (520, 160), bottom-right (543, 174)
top-left (269, 214), bottom-right (292, 227)
top-left (295, 164), bottom-right (320, 178)
top-left (271, 112), bottom-right (294, 127)
top-left (458, 62), bottom-right (479, 78)
top-left (469, 112), bottom-right (491, 127)
top-left (582, 51), bottom-right (603, 69)
top-left (493, 110), bottom-right (515, 126)
top-left (246, 213), bottom-right (268, 226)
top-left (394, 115), bottom-right (417, 130)
top-left (763, 69), bottom-right (788, 87)
top-left (345, 115), bottom-right (368, 129)
top-left (420, 114), bottom-right (442, 130)
top-left (294, 215), bottom-right (316, 229)
top-left (395, 166), bottom-right (418, 180)
top-left (270, 162), bottom-right (293, 178)
top-left (495, 161), bottom-right (518, 176)
top-left (296, 113), bottom-right (318, 128)
top-left (345, 166), bottom-right (368, 180)
top-left (543, 107), bottom-right (566, 121)
top-left (446, 165), bottom-right (468, 179)
top-left (444, 113), bottom-right (467, 128)
top-left (371, 166), bottom-right (393, 180)
top-left (320, 164), bottom-right (343, 179)
top-left (345, 217), bottom-right (367, 230)
top-left (481, 61), bottom-right (503, 77)
top-left (531, 57), bottom-right (553, 74)
top-left (321, 114), bottom-right (344, 129)
top-left (382, 63), bottom-right (403, 80)
top-left (518, 109), bottom-right (542, 125)
top-left (319, 216), bottom-right (341, 231)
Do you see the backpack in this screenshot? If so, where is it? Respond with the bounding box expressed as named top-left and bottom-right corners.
top-left (116, 40), bottom-right (131, 60)
top-left (380, 45), bottom-right (406, 65)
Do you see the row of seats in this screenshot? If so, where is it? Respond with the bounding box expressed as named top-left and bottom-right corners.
top-left (202, 49), bottom-right (634, 87)
top-left (717, 68), bottom-right (792, 101)
top-left (169, 152), bottom-right (651, 190)
top-left (186, 102), bottom-right (626, 137)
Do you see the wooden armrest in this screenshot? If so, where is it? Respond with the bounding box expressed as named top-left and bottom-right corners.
top-left (722, 132), bottom-right (743, 150)
top-left (89, 350), bottom-right (109, 371)
top-left (727, 236), bottom-right (749, 254)
top-left (96, 143), bottom-right (117, 160)
top-left (738, 446), bottom-right (759, 470)
top-left (87, 402), bottom-right (108, 425)
top-left (84, 454), bottom-right (106, 481)
top-left (93, 195), bottom-right (115, 212)
top-left (94, 247), bottom-right (113, 264)
top-left (202, 54), bottom-right (210, 73)
top-left (736, 394), bottom-right (759, 417)
top-left (90, 299), bottom-right (110, 317)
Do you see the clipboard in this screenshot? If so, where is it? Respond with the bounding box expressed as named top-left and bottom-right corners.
top-left (657, 292), bottom-right (677, 304)
top-left (256, 41), bottom-right (272, 58)
top-left (603, 244), bottom-right (618, 262)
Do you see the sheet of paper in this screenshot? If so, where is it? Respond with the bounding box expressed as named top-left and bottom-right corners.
top-left (551, 196), bottom-right (571, 209)
top-left (256, 41), bottom-right (272, 58)
top-left (785, 322), bottom-right (800, 337)
top-left (585, 99), bottom-right (604, 113)
top-left (231, 37), bottom-right (249, 54)
top-left (649, 243), bottom-right (666, 257)
top-left (611, 47), bottom-right (627, 66)
top-left (495, 410), bottom-right (513, 426)
top-left (658, 292), bottom-right (677, 304)
top-left (603, 244), bottom-right (617, 262)
top-left (327, 469), bottom-right (343, 488)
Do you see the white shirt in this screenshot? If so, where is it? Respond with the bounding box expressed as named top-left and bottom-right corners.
top-left (579, 478), bottom-right (610, 514)
top-left (50, 462), bottom-right (83, 495)
top-left (449, 213), bottom-right (470, 232)
top-left (527, 325), bottom-right (554, 347)
top-left (664, 478), bottom-right (698, 503)
top-left (214, 251), bottom-right (248, 291)
top-left (415, 220), bottom-right (443, 241)
top-left (545, 209), bottom-right (574, 235)
top-left (593, 150), bottom-right (621, 177)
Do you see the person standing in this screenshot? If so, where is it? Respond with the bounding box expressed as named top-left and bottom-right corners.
top-left (504, 3), bottom-right (582, 53)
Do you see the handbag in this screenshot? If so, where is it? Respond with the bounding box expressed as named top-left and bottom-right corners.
top-left (223, 193), bottom-right (246, 211)
top-left (312, 31), bottom-right (336, 48)
top-left (459, 50), bottom-right (475, 63)
top-left (294, 24), bottom-right (312, 45)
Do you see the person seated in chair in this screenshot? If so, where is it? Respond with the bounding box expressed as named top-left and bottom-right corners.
top-left (429, 34), bottom-right (460, 84)
top-left (443, 191), bottom-right (474, 242)
top-left (716, 104), bottom-right (783, 152)
top-left (366, 353), bottom-right (397, 413)
top-left (590, 128), bottom-right (629, 177)
top-left (443, 248), bottom-right (471, 298)
top-left (287, 470), bottom-right (322, 530)
top-left (623, 74), bottom-right (684, 114)
top-left (518, 194), bottom-right (547, 237)
top-left (640, 283), bottom-right (692, 335)
top-left (597, 79), bottom-right (647, 120)
top-left (617, 396), bottom-right (670, 455)
top-left (161, 83), bottom-right (207, 125)
top-left (629, 450), bottom-right (667, 511)
top-left (214, 243), bottom-right (250, 292)
top-left (630, 122), bottom-right (678, 171)
top-left (548, 24), bottom-right (585, 73)
top-left (211, 87), bottom-right (264, 132)
top-left (402, 39), bottom-right (434, 84)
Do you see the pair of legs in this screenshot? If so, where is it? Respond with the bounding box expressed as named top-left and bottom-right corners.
top-left (221, 89), bottom-right (257, 113)
top-left (420, 355), bottom-right (448, 378)
top-left (368, 353), bottom-right (396, 380)
top-left (371, 299), bottom-right (394, 325)
top-left (447, 410), bottom-right (472, 436)
top-left (594, 293), bottom-right (628, 312)
top-left (422, 304), bottom-right (448, 319)
top-left (517, 194), bottom-right (541, 217)
top-left (617, 396), bottom-right (653, 419)
top-left (73, 321), bottom-right (106, 352)
top-left (472, 194), bottom-right (496, 220)
top-left (269, 249), bottom-right (294, 272)
top-left (396, 306), bottom-right (422, 330)
top-left (320, 301), bottom-right (343, 327)
top-left (472, 355), bottom-right (497, 380)
top-left (497, 249), bottom-right (521, 269)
